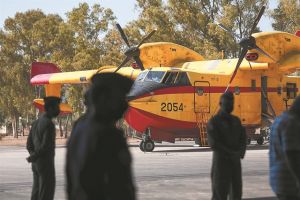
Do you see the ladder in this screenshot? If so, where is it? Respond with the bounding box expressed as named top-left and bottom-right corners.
top-left (195, 107), bottom-right (209, 146)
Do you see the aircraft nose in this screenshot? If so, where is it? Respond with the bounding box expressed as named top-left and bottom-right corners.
top-left (126, 81), bottom-right (164, 101)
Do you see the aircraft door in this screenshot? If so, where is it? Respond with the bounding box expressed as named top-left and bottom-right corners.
top-left (194, 81), bottom-right (210, 113)
top-left (261, 76), bottom-right (276, 117)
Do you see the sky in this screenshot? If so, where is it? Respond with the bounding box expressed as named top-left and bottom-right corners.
top-left (0, 0), bottom-right (138, 27)
top-left (0, 0), bottom-right (277, 31)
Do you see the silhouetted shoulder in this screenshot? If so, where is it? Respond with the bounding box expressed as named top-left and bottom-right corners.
top-left (39, 114), bottom-right (54, 127)
top-left (231, 115), bottom-right (242, 123)
top-left (208, 115), bottom-right (219, 123)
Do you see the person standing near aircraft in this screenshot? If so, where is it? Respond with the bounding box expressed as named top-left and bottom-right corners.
top-left (26, 96), bottom-right (61, 200)
top-left (269, 96), bottom-right (300, 200)
top-left (79, 73), bottom-right (136, 200)
top-left (66, 89), bottom-right (91, 200)
top-left (207, 91), bottom-right (246, 200)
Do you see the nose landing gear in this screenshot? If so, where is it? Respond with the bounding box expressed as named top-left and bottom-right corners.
top-left (139, 128), bottom-right (155, 152)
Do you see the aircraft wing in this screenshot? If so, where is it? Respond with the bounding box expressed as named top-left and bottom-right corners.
top-left (31, 69), bottom-right (98, 85)
top-left (182, 58), bottom-right (268, 75)
top-left (30, 62), bottom-right (140, 85)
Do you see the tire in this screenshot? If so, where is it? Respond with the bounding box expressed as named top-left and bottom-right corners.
top-left (257, 137), bottom-right (264, 145)
top-left (144, 140), bottom-right (155, 152)
top-left (139, 141), bottom-right (145, 151)
top-left (194, 138), bottom-right (200, 145)
top-left (247, 138), bottom-right (251, 145)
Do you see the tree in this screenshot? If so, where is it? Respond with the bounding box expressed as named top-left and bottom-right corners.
top-left (168, 0), bottom-right (268, 59)
top-left (0, 10), bottom-right (66, 137)
top-left (271, 0), bottom-right (300, 33)
top-left (63, 3), bottom-right (116, 116)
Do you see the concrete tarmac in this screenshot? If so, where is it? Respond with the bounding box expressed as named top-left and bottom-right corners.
top-left (0, 142), bottom-right (276, 200)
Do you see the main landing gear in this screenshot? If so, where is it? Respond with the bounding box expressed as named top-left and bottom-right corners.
top-left (139, 128), bottom-right (155, 152)
top-left (246, 127), bottom-right (270, 145)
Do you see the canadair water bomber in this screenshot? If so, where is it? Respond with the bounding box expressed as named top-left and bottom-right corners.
top-left (30, 6), bottom-right (300, 151)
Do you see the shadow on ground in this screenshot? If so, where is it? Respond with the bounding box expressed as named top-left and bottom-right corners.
top-left (244, 197), bottom-right (277, 200)
top-left (149, 144), bottom-right (269, 153)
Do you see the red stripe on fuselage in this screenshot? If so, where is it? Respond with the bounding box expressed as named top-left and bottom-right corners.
top-left (125, 107), bottom-right (197, 133)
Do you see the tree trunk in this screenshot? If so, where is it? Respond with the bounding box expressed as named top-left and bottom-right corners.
top-left (64, 115), bottom-right (70, 138)
top-left (12, 116), bottom-right (18, 138)
top-left (4, 123), bottom-right (8, 135)
top-left (58, 117), bottom-right (63, 137)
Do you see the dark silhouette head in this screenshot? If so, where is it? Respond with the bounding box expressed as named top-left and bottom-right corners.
top-left (44, 96), bottom-right (61, 118)
top-left (219, 91), bottom-right (234, 114)
top-left (289, 95), bottom-right (300, 117)
top-left (90, 73), bottom-right (133, 122)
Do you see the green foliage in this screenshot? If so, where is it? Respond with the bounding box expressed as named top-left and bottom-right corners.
top-left (271, 0), bottom-right (300, 32)
top-left (63, 3), bottom-right (116, 115)
top-left (0, 10), bottom-right (50, 122)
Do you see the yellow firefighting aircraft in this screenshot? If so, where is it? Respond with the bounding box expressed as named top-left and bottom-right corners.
top-left (30, 6), bottom-right (300, 151)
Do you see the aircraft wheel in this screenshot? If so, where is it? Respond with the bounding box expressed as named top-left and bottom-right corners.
top-left (257, 136), bottom-right (264, 145)
top-left (247, 138), bottom-right (251, 145)
top-left (144, 140), bottom-right (155, 152)
top-left (139, 141), bottom-right (145, 151)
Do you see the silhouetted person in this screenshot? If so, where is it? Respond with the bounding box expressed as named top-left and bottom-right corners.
top-left (66, 89), bottom-right (91, 200)
top-left (69, 73), bottom-right (135, 200)
top-left (26, 96), bottom-right (61, 200)
top-left (269, 96), bottom-right (300, 200)
top-left (207, 91), bottom-right (246, 200)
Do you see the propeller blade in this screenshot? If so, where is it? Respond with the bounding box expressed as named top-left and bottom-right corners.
top-left (250, 6), bottom-right (265, 35)
top-left (137, 30), bottom-right (156, 48)
top-left (114, 56), bottom-right (130, 73)
top-left (216, 22), bottom-right (239, 39)
top-left (254, 45), bottom-right (276, 61)
top-left (133, 56), bottom-right (145, 70)
top-left (225, 48), bottom-right (248, 92)
top-left (116, 23), bottom-right (131, 48)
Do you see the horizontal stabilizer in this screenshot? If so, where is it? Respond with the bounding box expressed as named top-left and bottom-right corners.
top-left (31, 62), bottom-right (61, 79)
top-left (33, 99), bottom-right (72, 115)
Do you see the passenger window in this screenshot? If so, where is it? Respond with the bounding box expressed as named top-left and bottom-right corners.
top-left (234, 86), bottom-right (240, 95)
top-left (163, 72), bottom-right (178, 85)
top-left (277, 87), bottom-right (282, 95)
top-left (174, 72), bottom-right (191, 86)
top-left (196, 87), bottom-right (204, 96)
top-left (286, 83), bottom-right (297, 99)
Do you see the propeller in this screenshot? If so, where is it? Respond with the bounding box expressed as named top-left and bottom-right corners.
top-left (115, 23), bottom-right (156, 72)
top-left (221, 5), bottom-right (274, 92)
top-left (216, 22), bottom-right (239, 41)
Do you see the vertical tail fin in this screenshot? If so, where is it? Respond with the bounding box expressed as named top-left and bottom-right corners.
top-left (31, 62), bottom-right (61, 78)
top-left (31, 62), bottom-right (72, 114)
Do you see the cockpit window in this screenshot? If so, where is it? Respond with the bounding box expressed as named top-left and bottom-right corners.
top-left (144, 71), bottom-right (165, 83)
top-left (162, 71), bottom-right (191, 86)
top-left (163, 72), bottom-right (178, 84)
top-left (174, 72), bottom-right (191, 86)
top-left (136, 71), bottom-right (148, 82)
